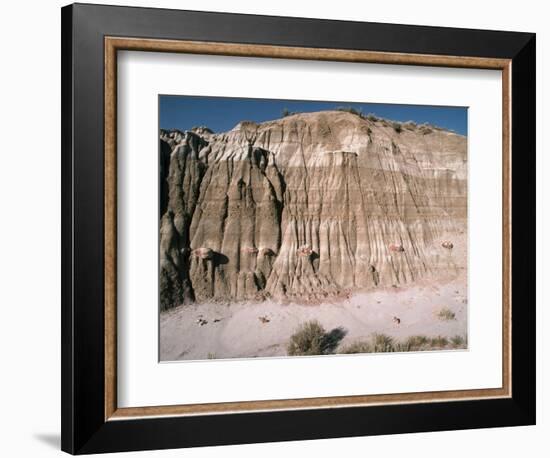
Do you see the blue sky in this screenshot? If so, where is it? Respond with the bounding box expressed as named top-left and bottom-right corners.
top-left (159, 95), bottom-right (468, 136)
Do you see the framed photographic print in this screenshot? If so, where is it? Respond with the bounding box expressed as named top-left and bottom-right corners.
top-left (61, 3), bottom-right (536, 454)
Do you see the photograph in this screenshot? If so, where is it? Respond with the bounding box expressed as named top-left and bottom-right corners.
top-left (159, 96), bottom-right (469, 361)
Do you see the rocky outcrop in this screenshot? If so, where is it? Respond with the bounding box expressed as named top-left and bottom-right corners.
top-left (159, 111), bottom-right (467, 309)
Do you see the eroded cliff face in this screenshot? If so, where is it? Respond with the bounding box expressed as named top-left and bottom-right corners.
top-left (159, 111), bottom-right (467, 309)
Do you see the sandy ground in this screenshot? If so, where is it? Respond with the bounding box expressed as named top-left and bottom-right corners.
top-left (160, 274), bottom-right (467, 361)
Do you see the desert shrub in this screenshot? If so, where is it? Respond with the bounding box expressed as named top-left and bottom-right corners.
top-left (367, 127), bottom-right (372, 136)
top-left (341, 334), bottom-right (403, 353)
top-left (429, 336), bottom-right (449, 348)
top-left (366, 113), bottom-right (379, 122)
top-left (340, 341), bottom-right (373, 354)
top-left (340, 333), bottom-right (465, 354)
top-left (392, 122), bottom-right (402, 133)
top-left (336, 106), bottom-right (365, 119)
top-left (340, 335), bottom-right (393, 354)
top-left (340, 334), bottom-right (398, 354)
top-left (403, 335), bottom-right (430, 351)
top-left (418, 124), bottom-right (433, 135)
top-left (287, 321), bottom-right (347, 356)
top-left (281, 108), bottom-right (300, 117)
top-left (403, 121), bottom-right (417, 130)
top-left (451, 335), bottom-right (467, 348)
top-left (287, 320), bottom-right (328, 356)
top-left (437, 307), bottom-right (456, 321)
top-left (372, 333), bottom-right (395, 352)
top-left (238, 120), bottom-right (258, 129)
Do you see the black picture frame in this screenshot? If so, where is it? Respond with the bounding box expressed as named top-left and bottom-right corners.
top-left (61, 3), bottom-right (536, 454)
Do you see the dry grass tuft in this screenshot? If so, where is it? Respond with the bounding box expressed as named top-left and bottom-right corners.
top-left (340, 333), bottom-right (467, 354)
top-left (436, 307), bottom-right (456, 321)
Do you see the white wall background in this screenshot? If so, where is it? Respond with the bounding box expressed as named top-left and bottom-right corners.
top-left (0, 0), bottom-right (545, 456)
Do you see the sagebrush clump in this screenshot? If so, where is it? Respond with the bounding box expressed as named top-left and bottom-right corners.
top-left (437, 307), bottom-right (456, 321)
top-left (366, 113), bottom-right (379, 122)
top-left (287, 320), bottom-right (346, 356)
top-left (287, 320), bottom-right (328, 356)
top-left (336, 106), bottom-right (366, 119)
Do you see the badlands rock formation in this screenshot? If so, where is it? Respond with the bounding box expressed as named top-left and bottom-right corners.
top-left (159, 111), bottom-right (467, 310)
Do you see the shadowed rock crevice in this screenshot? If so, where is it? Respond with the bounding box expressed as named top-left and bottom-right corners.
top-left (159, 110), bottom-right (467, 310)
top-left (159, 139), bottom-right (171, 216)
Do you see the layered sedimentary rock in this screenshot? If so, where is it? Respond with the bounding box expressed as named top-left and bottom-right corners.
top-left (159, 111), bottom-right (467, 309)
